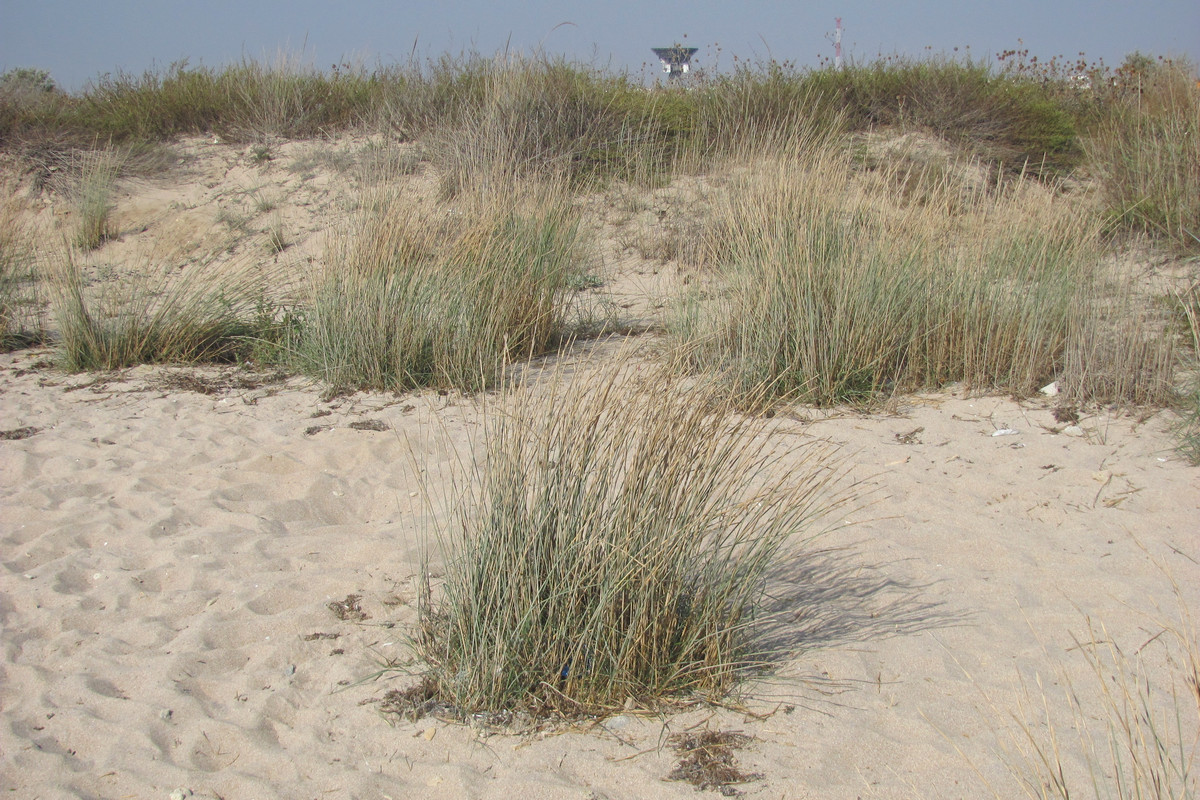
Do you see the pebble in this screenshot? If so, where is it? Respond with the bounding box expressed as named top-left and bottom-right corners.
top-left (169, 789), bottom-right (193, 800)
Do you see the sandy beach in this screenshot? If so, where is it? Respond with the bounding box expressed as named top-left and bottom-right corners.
top-left (2, 133), bottom-right (1198, 799)
top-left (3, 343), bottom-right (1196, 799)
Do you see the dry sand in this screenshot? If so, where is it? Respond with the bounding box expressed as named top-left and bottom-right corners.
top-left (1, 136), bottom-right (1198, 799)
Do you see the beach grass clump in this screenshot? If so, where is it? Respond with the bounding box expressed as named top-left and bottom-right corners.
top-left (416, 364), bottom-right (848, 715)
top-left (681, 136), bottom-right (1075, 407)
top-left (72, 147), bottom-right (124, 250)
top-left (50, 251), bottom-right (285, 370)
top-left (1085, 58), bottom-right (1200, 252)
top-left (1173, 283), bottom-right (1200, 464)
top-left (428, 57), bottom-right (691, 196)
top-left (0, 186), bottom-right (42, 349)
top-left (1056, 277), bottom-right (1179, 407)
top-left (1177, 379), bottom-right (1200, 467)
top-left (293, 181), bottom-right (587, 392)
top-left (676, 133), bottom-right (1108, 407)
top-left (687, 62), bottom-right (833, 152)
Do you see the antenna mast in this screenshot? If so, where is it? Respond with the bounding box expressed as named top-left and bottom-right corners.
top-left (834, 18), bottom-right (843, 70)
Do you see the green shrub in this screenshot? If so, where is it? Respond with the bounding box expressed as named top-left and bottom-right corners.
top-left (0, 68), bottom-right (56, 98)
top-left (797, 56), bottom-right (1081, 173)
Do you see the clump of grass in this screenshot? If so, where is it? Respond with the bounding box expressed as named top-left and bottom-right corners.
top-left (0, 186), bottom-right (43, 348)
top-left (1085, 58), bottom-right (1200, 252)
top-left (249, 142), bottom-right (273, 164)
top-left (675, 131), bottom-right (1127, 407)
top-left (216, 207), bottom-right (252, 234)
top-left (73, 147), bottom-right (124, 250)
top-left (688, 61), bottom-right (835, 154)
top-left (50, 250), bottom-right (287, 370)
top-left (250, 189), bottom-right (278, 213)
top-left (1177, 384), bottom-right (1200, 466)
top-left (264, 213), bottom-right (288, 253)
top-left (415, 363), bottom-right (850, 715)
top-left (1057, 278), bottom-right (1178, 407)
top-left (293, 180), bottom-right (588, 392)
top-left (1173, 283), bottom-right (1200, 464)
top-left (428, 56), bottom-right (688, 196)
top-left (79, 56), bottom-right (378, 142)
top-left (699, 55), bottom-right (1080, 174)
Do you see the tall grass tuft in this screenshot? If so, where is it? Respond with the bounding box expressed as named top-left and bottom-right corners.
top-left (76, 56), bottom-right (378, 142)
top-left (73, 147), bottom-right (124, 250)
top-left (1174, 283), bottom-right (1200, 464)
top-left (294, 179), bottom-right (587, 392)
top-left (428, 56), bottom-right (689, 196)
top-left (675, 132), bottom-right (1126, 407)
top-left (416, 363), bottom-right (850, 715)
top-left (0, 186), bottom-right (42, 349)
top-left (50, 251), bottom-right (285, 370)
top-left (1085, 59), bottom-right (1200, 252)
top-left (1058, 279), bottom-right (1178, 407)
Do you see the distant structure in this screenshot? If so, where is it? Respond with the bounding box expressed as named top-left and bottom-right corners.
top-left (652, 46), bottom-right (698, 81)
top-left (834, 18), bottom-right (844, 70)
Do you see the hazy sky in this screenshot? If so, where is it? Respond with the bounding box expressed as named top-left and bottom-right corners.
top-left (3, 0), bottom-right (1198, 91)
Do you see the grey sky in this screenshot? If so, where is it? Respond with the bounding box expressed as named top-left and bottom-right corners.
top-left (2, 1), bottom-right (1198, 91)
